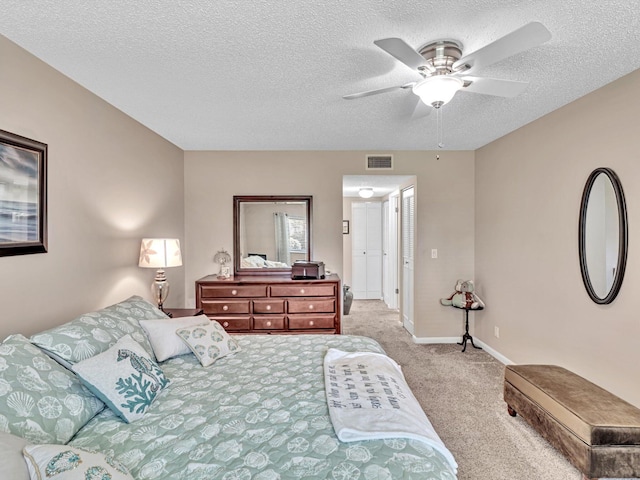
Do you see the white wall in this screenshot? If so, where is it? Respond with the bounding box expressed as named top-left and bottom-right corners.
top-left (0, 35), bottom-right (185, 339)
top-left (475, 69), bottom-right (640, 407)
top-left (184, 150), bottom-right (475, 339)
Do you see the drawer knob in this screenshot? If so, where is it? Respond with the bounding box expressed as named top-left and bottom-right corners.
top-left (231, 289), bottom-right (238, 295)
top-left (309, 320), bottom-right (314, 326)
top-left (223, 321), bottom-right (229, 327)
top-left (223, 305), bottom-right (229, 311)
top-left (300, 288), bottom-right (305, 294)
top-left (266, 321), bottom-right (272, 327)
top-left (266, 305), bottom-right (271, 311)
top-left (309, 305), bottom-right (314, 310)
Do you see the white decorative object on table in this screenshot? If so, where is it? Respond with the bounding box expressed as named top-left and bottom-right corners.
top-left (214, 248), bottom-right (232, 278)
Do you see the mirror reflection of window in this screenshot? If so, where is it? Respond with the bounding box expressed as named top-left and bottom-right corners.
top-left (288, 216), bottom-right (306, 253)
top-left (274, 212), bottom-right (291, 265)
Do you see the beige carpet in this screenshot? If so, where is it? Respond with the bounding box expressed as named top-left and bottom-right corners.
top-left (342, 300), bottom-right (583, 480)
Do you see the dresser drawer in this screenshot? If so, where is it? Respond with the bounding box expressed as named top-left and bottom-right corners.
top-left (253, 315), bottom-right (286, 330)
top-left (201, 300), bottom-right (250, 314)
top-left (200, 285), bottom-right (267, 298)
top-left (211, 316), bottom-right (251, 332)
top-left (253, 299), bottom-right (285, 314)
top-left (288, 314), bottom-right (336, 330)
top-left (287, 298), bottom-right (336, 314)
top-left (270, 284), bottom-right (336, 297)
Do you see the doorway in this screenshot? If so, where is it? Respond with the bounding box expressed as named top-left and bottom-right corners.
top-left (342, 175), bottom-right (416, 334)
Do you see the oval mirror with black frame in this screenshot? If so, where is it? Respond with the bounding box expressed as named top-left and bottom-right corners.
top-left (579, 168), bottom-right (628, 304)
top-left (233, 195), bottom-right (312, 276)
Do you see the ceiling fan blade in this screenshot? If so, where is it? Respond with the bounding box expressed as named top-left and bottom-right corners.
top-left (374, 38), bottom-right (435, 72)
top-left (343, 82), bottom-right (415, 100)
top-left (410, 96), bottom-right (432, 119)
top-left (453, 22), bottom-right (551, 74)
top-left (460, 76), bottom-right (529, 97)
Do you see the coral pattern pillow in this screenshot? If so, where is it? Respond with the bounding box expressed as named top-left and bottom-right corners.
top-left (0, 335), bottom-right (104, 444)
top-left (139, 315), bottom-right (209, 362)
top-left (30, 296), bottom-right (166, 364)
top-left (176, 321), bottom-right (240, 367)
top-left (23, 444), bottom-right (133, 480)
top-left (72, 335), bottom-right (169, 423)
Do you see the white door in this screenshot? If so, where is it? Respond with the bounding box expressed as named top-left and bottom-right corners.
top-left (382, 200), bottom-right (390, 306)
top-left (401, 187), bottom-right (415, 334)
top-left (351, 202), bottom-right (382, 299)
top-left (388, 194), bottom-right (399, 310)
top-left (365, 202), bottom-right (382, 298)
top-left (351, 203), bottom-right (368, 299)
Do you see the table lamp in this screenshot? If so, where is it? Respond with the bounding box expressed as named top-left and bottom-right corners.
top-left (138, 238), bottom-right (182, 313)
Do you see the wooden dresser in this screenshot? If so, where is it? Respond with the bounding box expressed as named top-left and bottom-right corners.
top-left (195, 274), bottom-right (341, 334)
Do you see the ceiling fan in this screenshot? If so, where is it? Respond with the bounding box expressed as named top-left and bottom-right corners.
top-left (343, 22), bottom-right (551, 111)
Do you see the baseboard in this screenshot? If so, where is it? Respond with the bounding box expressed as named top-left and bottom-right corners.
top-left (412, 336), bottom-right (461, 344)
top-left (474, 339), bottom-right (514, 365)
top-left (411, 336), bottom-right (514, 365)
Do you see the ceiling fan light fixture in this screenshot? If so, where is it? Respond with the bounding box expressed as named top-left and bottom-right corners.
top-left (359, 187), bottom-right (374, 198)
top-left (412, 76), bottom-right (464, 108)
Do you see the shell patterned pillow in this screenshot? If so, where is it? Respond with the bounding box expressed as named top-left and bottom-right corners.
top-left (176, 321), bottom-right (241, 367)
top-left (0, 334), bottom-right (104, 444)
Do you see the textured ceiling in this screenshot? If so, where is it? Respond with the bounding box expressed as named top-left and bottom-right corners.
top-left (1, 1), bottom-right (639, 151)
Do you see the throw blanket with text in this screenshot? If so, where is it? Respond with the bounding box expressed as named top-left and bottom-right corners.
top-left (324, 348), bottom-right (458, 472)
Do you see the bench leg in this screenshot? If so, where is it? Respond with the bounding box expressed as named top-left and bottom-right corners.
top-left (507, 405), bottom-right (517, 417)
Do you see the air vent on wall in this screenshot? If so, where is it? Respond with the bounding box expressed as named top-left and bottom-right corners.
top-left (366, 154), bottom-right (393, 170)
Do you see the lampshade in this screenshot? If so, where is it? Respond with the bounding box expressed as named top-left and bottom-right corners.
top-left (138, 238), bottom-right (182, 313)
top-left (359, 187), bottom-right (374, 199)
top-left (138, 238), bottom-right (182, 268)
top-left (412, 76), bottom-right (464, 108)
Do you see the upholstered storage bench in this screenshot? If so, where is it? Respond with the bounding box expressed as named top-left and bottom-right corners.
top-left (504, 364), bottom-right (640, 479)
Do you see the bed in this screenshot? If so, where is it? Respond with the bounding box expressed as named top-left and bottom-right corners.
top-left (241, 255), bottom-right (290, 268)
top-left (1, 297), bottom-right (457, 480)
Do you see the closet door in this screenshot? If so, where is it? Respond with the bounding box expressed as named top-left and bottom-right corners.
top-left (351, 203), bottom-right (368, 299)
top-left (352, 202), bottom-right (382, 299)
top-left (401, 187), bottom-right (415, 334)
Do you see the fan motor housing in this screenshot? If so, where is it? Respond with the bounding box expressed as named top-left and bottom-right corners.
top-left (417, 40), bottom-right (466, 76)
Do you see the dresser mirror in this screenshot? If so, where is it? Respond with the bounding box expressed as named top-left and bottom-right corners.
top-left (233, 195), bottom-right (313, 275)
top-left (578, 168), bottom-right (627, 304)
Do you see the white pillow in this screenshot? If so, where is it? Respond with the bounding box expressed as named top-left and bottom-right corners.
top-left (0, 432), bottom-right (29, 480)
top-left (23, 444), bottom-right (132, 480)
top-left (72, 335), bottom-right (169, 423)
top-left (139, 315), bottom-right (209, 361)
top-left (176, 322), bottom-right (241, 367)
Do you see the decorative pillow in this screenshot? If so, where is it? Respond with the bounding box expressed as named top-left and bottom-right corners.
top-left (71, 335), bottom-right (169, 423)
top-left (0, 334), bottom-right (104, 444)
top-left (139, 315), bottom-right (209, 362)
top-left (0, 432), bottom-right (30, 480)
top-left (23, 444), bottom-right (133, 480)
top-left (176, 322), bottom-right (241, 367)
top-left (30, 295), bottom-right (166, 364)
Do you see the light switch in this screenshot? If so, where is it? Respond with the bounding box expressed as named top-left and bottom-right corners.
top-left (431, 249), bottom-right (438, 259)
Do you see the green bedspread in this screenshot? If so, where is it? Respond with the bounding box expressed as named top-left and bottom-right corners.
top-left (70, 334), bottom-right (457, 480)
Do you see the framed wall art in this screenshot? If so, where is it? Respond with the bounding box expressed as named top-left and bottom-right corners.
top-left (0, 129), bottom-right (47, 257)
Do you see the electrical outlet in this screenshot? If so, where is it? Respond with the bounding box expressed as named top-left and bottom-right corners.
top-left (431, 249), bottom-right (438, 259)
top-left (494, 326), bottom-right (500, 338)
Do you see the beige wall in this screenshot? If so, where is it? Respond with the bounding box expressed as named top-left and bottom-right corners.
top-left (475, 69), bottom-right (640, 407)
top-left (0, 35), bottom-right (185, 340)
top-left (184, 151), bottom-right (475, 338)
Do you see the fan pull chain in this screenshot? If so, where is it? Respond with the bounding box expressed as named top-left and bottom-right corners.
top-left (436, 106), bottom-right (444, 149)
